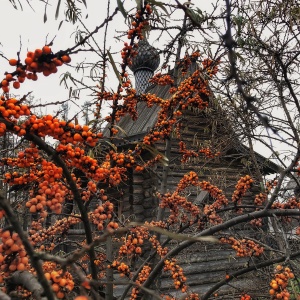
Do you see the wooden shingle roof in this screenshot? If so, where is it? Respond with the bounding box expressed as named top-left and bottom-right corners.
top-left (104, 61), bottom-right (280, 175)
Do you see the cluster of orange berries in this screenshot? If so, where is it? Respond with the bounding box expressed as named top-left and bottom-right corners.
top-left (174, 68), bottom-right (210, 110)
top-left (179, 141), bottom-right (199, 163)
top-left (249, 217), bottom-right (263, 227)
top-left (1, 144), bottom-right (38, 173)
top-left (253, 180), bottom-right (275, 206)
top-left (0, 97), bottom-right (30, 124)
top-left (57, 144), bottom-right (99, 175)
top-left (164, 259), bottom-right (187, 292)
top-left (140, 54), bottom-right (213, 146)
top-left (120, 3), bottom-right (153, 67)
top-left (0, 230), bottom-right (29, 279)
top-left (269, 265), bottom-right (294, 299)
top-left (30, 216), bottom-right (80, 248)
top-left (203, 205), bottom-right (223, 224)
top-left (199, 181), bottom-right (228, 208)
top-left (118, 227), bottom-right (148, 257)
top-left (43, 262), bottom-right (74, 299)
top-left (176, 171), bottom-right (199, 192)
top-left (272, 196), bottom-right (300, 210)
top-left (111, 150), bottom-right (136, 167)
top-left (177, 52), bottom-right (200, 76)
top-left (232, 175), bottom-right (254, 204)
top-left (149, 73), bottom-right (174, 86)
top-left (240, 293), bottom-right (251, 300)
top-left (19, 115), bottom-right (102, 146)
top-left (202, 58), bottom-right (220, 77)
top-left (121, 42), bottom-right (138, 68)
top-left (90, 201), bottom-right (118, 231)
top-left (184, 293), bottom-right (200, 300)
top-left (59, 145), bottom-right (127, 187)
top-left (164, 296), bottom-right (175, 300)
top-left (220, 237), bottom-right (264, 257)
top-left (130, 265), bottom-right (152, 300)
top-left (108, 261), bottom-right (130, 277)
top-left (134, 153), bottom-right (161, 172)
top-left (199, 147), bottom-right (221, 159)
top-left (115, 88), bottom-right (138, 121)
top-left (126, 3), bottom-right (151, 40)
top-left (27, 179), bottom-right (68, 217)
top-left (143, 127), bottom-right (170, 144)
top-left (127, 18), bottom-right (149, 41)
top-left (149, 234), bottom-right (168, 257)
top-left (2, 46), bottom-right (71, 93)
top-left (254, 192), bottom-right (267, 206)
top-left (160, 191), bottom-right (200, 225)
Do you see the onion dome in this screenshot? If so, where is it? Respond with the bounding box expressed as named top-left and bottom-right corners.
top-left (129, 39), bottom-right (160, 94)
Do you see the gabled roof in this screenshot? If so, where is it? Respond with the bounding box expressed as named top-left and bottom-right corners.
top-left (104, 61), bottom-right (281, 175)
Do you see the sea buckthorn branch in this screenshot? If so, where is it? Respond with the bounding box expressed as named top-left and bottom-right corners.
top-left (6, 271), bottom-right (46, 300)
top-left (0, 191), bottom-right (56, 300)
top-left (141, 56), bottom-right (215, 146)
top-left (232, 175), bottom-right (254, 206)
top-left (159, 192), bottom-right (200, 225)
top-left (0, 118), bottom-right (99, 281)
top-left (249, 180), bottom-right (277, 227)
top-left (149, 73), bottom-right (174, 86)
top-left (117, 226), bottom-right (149, 258)
top-left (2, 7), bottom-right (119, 93)
top-left (179, 141), bottom-right (198, 163)
top-left (269, 265), bottom-right (294, 299)
top-left (38, 262), bottom-right (75, 299)
top-left (199, 180), bottom-right (229, 225)
top-left (34, 228), bottom-right (128, 270)
top-left (29, 216), bottom-right (81, 249)
top-left (198, 147), bottom-right (221, 159)
top-left (163, 259), bottom-right (188, 293)
top-left (2, 46), bottom-right (72, 93)
top-left (90, 201), bottom-right (118, 231)
top-left (140, 209), bottom-right (300, 293)
top-left (202, 257), bottom-right (299, 300)
top-left (219, 236), bottom-right (264, 257)
top-left (130, 265), bottom-right (152, 300)
top-left (107, 3), bottom-right (153, 136)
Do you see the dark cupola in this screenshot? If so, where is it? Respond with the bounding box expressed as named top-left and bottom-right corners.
top-left (129, 39), bottom-right (160, 94)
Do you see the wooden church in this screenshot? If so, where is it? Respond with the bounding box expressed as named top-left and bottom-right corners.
top-left (102, 39), bottom-right (281, 299)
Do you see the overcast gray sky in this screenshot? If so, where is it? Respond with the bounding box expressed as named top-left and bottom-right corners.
top-left (1, 1), bottom-right (122, 117)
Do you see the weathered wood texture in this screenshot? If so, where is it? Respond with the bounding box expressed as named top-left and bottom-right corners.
top-left (109, 106), bottom-right (271, 299)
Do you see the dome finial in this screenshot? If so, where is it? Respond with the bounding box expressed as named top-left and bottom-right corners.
top-left (129, 39), bottom-right (160, 94)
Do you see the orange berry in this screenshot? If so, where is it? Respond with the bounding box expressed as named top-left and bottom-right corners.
top-left (9, 59), bottom-right (18, 66)
top-left (73, 133), bottom-right (82, 141)
top-left (53, 58), bottom-right (63, 66)
top-left (5, 238), bottom-right (14, 247)
top-left (34, 48), bottom-right (43, 58)
top-left (52, 283), bottom-right (60, 292)
top-left (25, 57), bottom-right (33, 65)
top-left (1, 80), bottom-right (9, 87)
top-left (57, 291), bottom-right (65, 299)
top-left (29, 205), bottom-right (37, 213)
top-left (13, 81), bottom-right (20, 89)
top-left (59, 278), bottom-right (66, 287)
top-left (61, 55), bottom-right (71, 63)
top-left (17, 263), bottom-right (25, 271)
top-left (42, 45), bottom-right (52, 55)
top-left (5, 74), bottom-right (13, 81)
